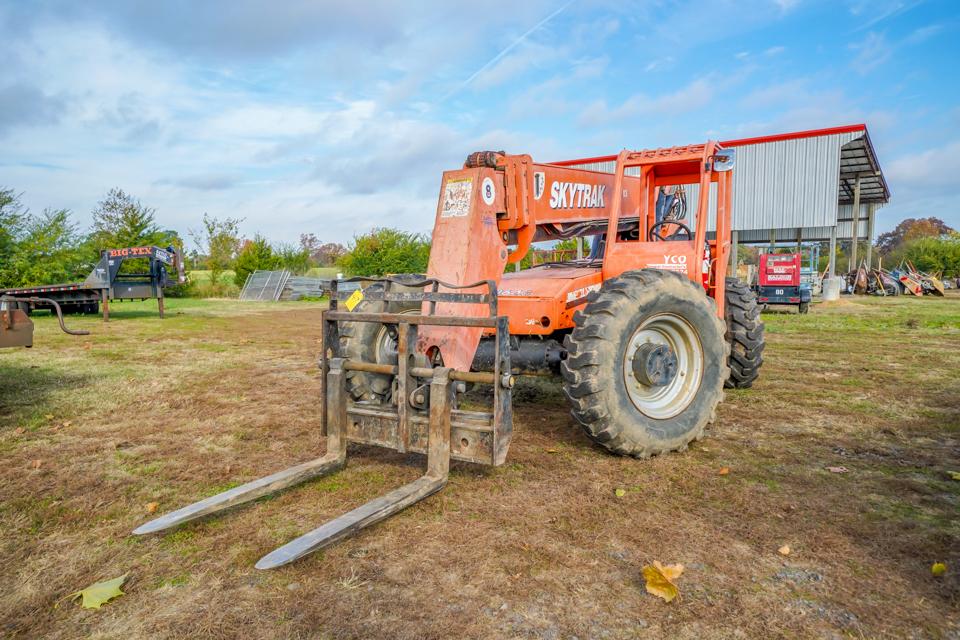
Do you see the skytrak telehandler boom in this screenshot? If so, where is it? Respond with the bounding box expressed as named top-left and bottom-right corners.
top-left (136, 142), bottom-right (765, 569)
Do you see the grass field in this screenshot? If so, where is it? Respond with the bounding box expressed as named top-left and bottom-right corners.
top-left (1, 295), bottom-right (958, 639)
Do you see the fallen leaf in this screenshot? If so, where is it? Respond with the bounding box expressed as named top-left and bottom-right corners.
top-left (62, 421), bottom-right (72, 428)
top-left (778, 545), bottom-right (791, 556)
top-left (949, 471), bottom-right (960, 481)
top-left (614, 488), bottom-right (626, 497)
top-left (44, 414), bottom-right (54, 420)
top-left (642, 561), bottom-right (684, 603)
top-left (83, 342), bottom-right (92, 350)
top-left (146, 502), bottom-right (159, 514)
top-left (546, 448), bottom-right (558, 454)
top-left (30, 459), bottom-right (42, 469)
top-left (827, 466), bottom-right (849, 474)
top-left (718, 467), bottom-right (730, 476)
top-left (67, 574), bottom-right (128, 610)
top-left (14, 427), bottom-right (24, 435)
top-left (932, 562), bottom-right (947, 577)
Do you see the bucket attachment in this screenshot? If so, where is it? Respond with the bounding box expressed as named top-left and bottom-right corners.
top-left (133, 277), bottom-right (513, 569)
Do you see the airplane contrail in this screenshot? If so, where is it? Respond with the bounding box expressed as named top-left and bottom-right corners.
top-left (442, 1), bottom-right (575, 101)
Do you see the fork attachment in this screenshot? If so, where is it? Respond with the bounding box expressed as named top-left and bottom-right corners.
top-left (133, 276), bottom-right (512, 569)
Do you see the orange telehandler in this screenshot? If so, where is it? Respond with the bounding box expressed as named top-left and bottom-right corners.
top-left (136, 141), bottom-right (764, 568)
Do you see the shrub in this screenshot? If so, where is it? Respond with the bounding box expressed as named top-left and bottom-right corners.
top-left (338, 228), bottom-right (430, 276)
top-left (233, 235), bottom-right (278, 287)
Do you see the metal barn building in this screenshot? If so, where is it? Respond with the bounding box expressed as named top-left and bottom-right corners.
top-left (553, 124), bottom-right (890, 276)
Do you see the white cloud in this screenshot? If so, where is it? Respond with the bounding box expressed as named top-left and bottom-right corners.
top-left (643, 56), bottom-right (674, 72)
top-left (849, 32), bottom-right (892, 73)
top-left (887, 140), bottom-right (960, 192)
top-left (578, 78), bottom-right (714, 127)
top-left (740, 79), bottom-right (810, 109)
top-left (903, 24), bottom-right (943, 45)
top-left (774, 0), bottom-right (801, 13)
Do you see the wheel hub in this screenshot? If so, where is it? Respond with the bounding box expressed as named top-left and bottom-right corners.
top-left (631, 343), bottom-right (678, 387)
top-left (622, 313), bottom-right (704, 420)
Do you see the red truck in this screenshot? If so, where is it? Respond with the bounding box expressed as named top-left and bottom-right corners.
top-left (755, 253), bottom-right (811, 314)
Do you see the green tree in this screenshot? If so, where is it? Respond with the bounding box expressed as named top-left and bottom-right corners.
top-left (299, 233), bottom-right (346, 266)
top-left (274, 242), bottom-right (311, 274)
top-left (91, 188), bottom-right (171, 251)
top-left (233, 235), bottom-right (278, 287)
top-left (0, 189), bottom-right (27, 287)
top-left (5, 209), bottom-right (86, 286)
top-left (902, 233), bottom-right (960, 277)
top-left (190, 214), bottom-right (242, 288)
top-left (338, 228), bottom-right (431, 276)
top-left (876, 217), bottom-right (954, 255)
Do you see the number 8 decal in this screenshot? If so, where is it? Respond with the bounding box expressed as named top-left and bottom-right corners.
top-left (481, 177), bottom-right (496, 205)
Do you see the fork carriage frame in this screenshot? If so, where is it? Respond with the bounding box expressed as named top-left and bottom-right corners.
top-left (134, 276), bottom-right (513, 569)
top-left (324, 276), bottom-right (514, 467)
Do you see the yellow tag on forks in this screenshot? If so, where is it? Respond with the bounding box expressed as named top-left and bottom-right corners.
top-left (344, 288), bottom-right (364, 311)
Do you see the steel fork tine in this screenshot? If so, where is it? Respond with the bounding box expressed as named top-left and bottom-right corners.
top-left (134, 358), bottom-right (350, 536)
top-left (254, 368), bottom-right (454, 570)
top-left (133, 452), bottom-right (346, 535)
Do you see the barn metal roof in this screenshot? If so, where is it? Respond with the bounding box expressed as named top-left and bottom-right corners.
top-left (551, 124), bottom-right (889, 235)
top-left (838, 131), bottom-right (889, 204)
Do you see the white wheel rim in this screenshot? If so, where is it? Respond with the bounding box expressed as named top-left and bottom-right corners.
top-left (374, 308), bottom-right (418, 365)
top-left (622, 312), bottom-right (704, 419)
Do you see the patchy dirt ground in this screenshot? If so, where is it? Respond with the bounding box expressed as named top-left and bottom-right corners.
top-left (1, 295), bottom-right (958, 639)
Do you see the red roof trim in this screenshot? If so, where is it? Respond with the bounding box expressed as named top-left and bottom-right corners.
top-left (550, 123), bottom-right (868, 167)
top-left (721, 123), bottom-right (866, 147)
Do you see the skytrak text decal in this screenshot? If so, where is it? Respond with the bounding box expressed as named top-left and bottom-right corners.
top-left (548, 182), bottom-right (605, 209)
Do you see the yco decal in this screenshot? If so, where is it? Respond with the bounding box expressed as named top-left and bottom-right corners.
top-left (647, 254), bottom-right (689, 273)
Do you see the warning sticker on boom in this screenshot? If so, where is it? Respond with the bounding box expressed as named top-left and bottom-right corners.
top-left (441, 178), bottom-right (472, 218)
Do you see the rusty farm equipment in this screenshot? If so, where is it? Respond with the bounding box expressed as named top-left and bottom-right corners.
top-left (847, 259), bottom-right (945, 297)
top-left (135, 142), bottom-right (765, 568)
top-left (1, 296), bottom-right (89, 349)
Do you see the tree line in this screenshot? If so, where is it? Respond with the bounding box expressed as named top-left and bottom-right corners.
top-left (3, 184), bottom-right (954, 296)
top-left (0, 187), bottom-right (181, 289)
top-left (0, 186), bottom-right (432, 296)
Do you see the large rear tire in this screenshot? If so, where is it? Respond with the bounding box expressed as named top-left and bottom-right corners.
top-left (339, 278), bottom-right (421, 402)
top-left (561, 269), bottom-right (729, 458)
top-left (723, 277), bottom-right (765, 389)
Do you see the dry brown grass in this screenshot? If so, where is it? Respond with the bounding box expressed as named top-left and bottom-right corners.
top-left (0, 295), bottom-right (958, 639)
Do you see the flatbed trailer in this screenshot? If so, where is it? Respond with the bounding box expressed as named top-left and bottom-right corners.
top-left (1, 245), bottom-right (186, 321)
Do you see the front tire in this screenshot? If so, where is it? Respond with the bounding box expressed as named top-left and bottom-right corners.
top-left (561, 269), bottom-right (728, 458)
top-left (723, 278), bottom-right (765, 388)
top-left (339, 278), bottom-right (421, 402)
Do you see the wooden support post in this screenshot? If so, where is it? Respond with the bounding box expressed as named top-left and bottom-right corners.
top-left (157, 287), bottom-right (165, 319)
top-left (849, 176), bottom-right (861, 273)
top-left (101, 289), bottom-right (109, 322)
top-left (865, 203), bottom-right (876, 269)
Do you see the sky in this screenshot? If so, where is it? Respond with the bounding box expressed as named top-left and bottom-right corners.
top-left (1, 0), bottom-right (958, 249)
